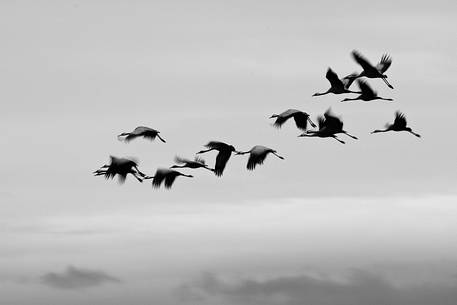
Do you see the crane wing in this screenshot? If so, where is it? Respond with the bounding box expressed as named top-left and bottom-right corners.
top-left (376, 54), bottom-right (392, 73)
top-left (293, 112), bottom-right (310, 131)
top-left (325, 68), bottom-right (344, 89)
top-left (205, 141), bottom-right (226, 150)
top-left (352, 50), bottom-right (375, 71)
top-left (141, 131), bottom-right (159, 141)
top-left (103, 168), bottom-right (117, 180)
top-left (272, 109), bottom-right (297, 128)
top-left (317, 115), bottom-right (326, 130)
top-left (152, 170), bottom-right (167, 188)
top-left (247, 152), bottom-right (267, 171)
top-left (132, 126), bottom-right (154, 134)
top-left (324, 109), bottom-right (343, 131)
top-left (393, 111), bottom-right (407, 129)
top-left (122, 134), bottom-right (140, 142)
top-left (341, 72), bottom-right (359, 89)
top-left (174, 156), bottom-right (190, 164)
top-left (117, 173), bottom-right (128, 184)
top-left (194, 156), bottom-right (206, 165)
top-left (164, 174), bottom-right (178, 189)
top-left (357, 79), bottom-right (377, 98)
top-left (214, 150), bottom-right (231, 176)
top-left (272, 115), bottom-right (289, 128)
top-left (109, 155), bottom-right (118, 164)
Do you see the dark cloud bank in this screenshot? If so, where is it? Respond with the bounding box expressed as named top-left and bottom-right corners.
top-left (40, 266), bottom-right (120, 290)
top-left (178, 270), bottom-right (457, 305)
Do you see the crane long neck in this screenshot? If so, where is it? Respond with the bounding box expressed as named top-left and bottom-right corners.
top-left (347, 90), bottom-right (362, 94)
top-left (371, 129), bottom-right (389, 134)
top-left (171, 165), bottom-right (185, 169)
top-left (313, 90), bottom-right (330, 97)
top-left (341, 97), bottom-right (359, 102)
top-left (197, 148), bottom-right (214, 154)
top-left (299, 132), bottom-right (317, 137)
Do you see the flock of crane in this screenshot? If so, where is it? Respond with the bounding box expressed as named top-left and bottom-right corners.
top-left (94, 50), bottom-right (421, 189)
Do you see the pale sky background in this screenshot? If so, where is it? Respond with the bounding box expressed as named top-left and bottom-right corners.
top-left (1, 1), bottom-right (457, 304)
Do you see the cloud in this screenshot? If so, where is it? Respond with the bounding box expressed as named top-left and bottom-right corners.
top-left (40, 266), bottom-right (121, 290)
top-left (178, 270), bottom-right (457, 305)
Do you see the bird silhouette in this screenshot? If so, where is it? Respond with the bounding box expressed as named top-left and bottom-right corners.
top-left (93, 156), bottom-right (145, 183)
top-left (196, 141), bottom-right (240, 177)
top-left (313, 68), bottom-right (360, 96)
top-left (269, 109), bottom-right (316, 131)
top-left (340, 80), bottom-right (393, 102)
top-left (371, 111), bottom-right (421, 137)
top-left (170, 156), bottom-right (215, 172)
top-left (351, 50), bottom-right (394, 89)
top-left (118, 126), bottom-right (166, 143)
top-left (299, 109), bottom-right (357, 144)
top-left (236, 145), bottom-right (284, 170)
top-left (144, 168), bottom-right (193, 189)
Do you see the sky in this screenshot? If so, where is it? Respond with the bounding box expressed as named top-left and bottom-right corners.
top-left (1, 0), bottom-right (457, 304)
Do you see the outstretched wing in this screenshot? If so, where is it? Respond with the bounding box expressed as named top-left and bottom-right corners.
top-left (393, 111), bottom-right (407, 129)
top-left (194, 156), bottom-right (206, 165)
top-left (121, 134), bottom-right (140, 142)
top-left (326, 68), bottom-right (344, 90)
top-left (152, 170), bottom-right (166, 188)
top-left (272, 109), bottom-right (297, 128)
top-left (317, 115), bottom-right (326, 130)
top-left (102, 168), bottom-right (117, 180)
top-left (214, 150), bottom-right (231, 177)
top-left (341, 72), bottom-right (359, 89)
top-left (272, 116), bottom-right (289, 128)
top-left (324, 109), bottom-right (343, 131)
top-left (205, 141), bottom-right (226, 150)
top-left (119, 127), bottom-right (156, 142)
top-left (117, 173), bottom-right (128, 184)
top-left (132, 126), bottom-right (154, 134)
top-left (141, 131), bottom-right (159, 141)
top-left (164, 174), bottom-right (178, 189)
top-left (352, 50), bottom-right (375, 71)
top-left (376, 54), bottom-right (392, 73)
top-left (247, 152), bottom-right (268, 171)
top-left (357, 79), bottom-right (377, 98)
top-left (116, 157), bottom-right (138, 166)
top-left (119, 126), bottom-right (153, 142)
top-left (293, 112), bottom-right (311, 131)
top-left (174, 156), bottom-right (190, 165)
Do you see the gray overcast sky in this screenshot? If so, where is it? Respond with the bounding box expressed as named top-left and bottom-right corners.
top-left (1, 1), bottom-right (456, 304)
